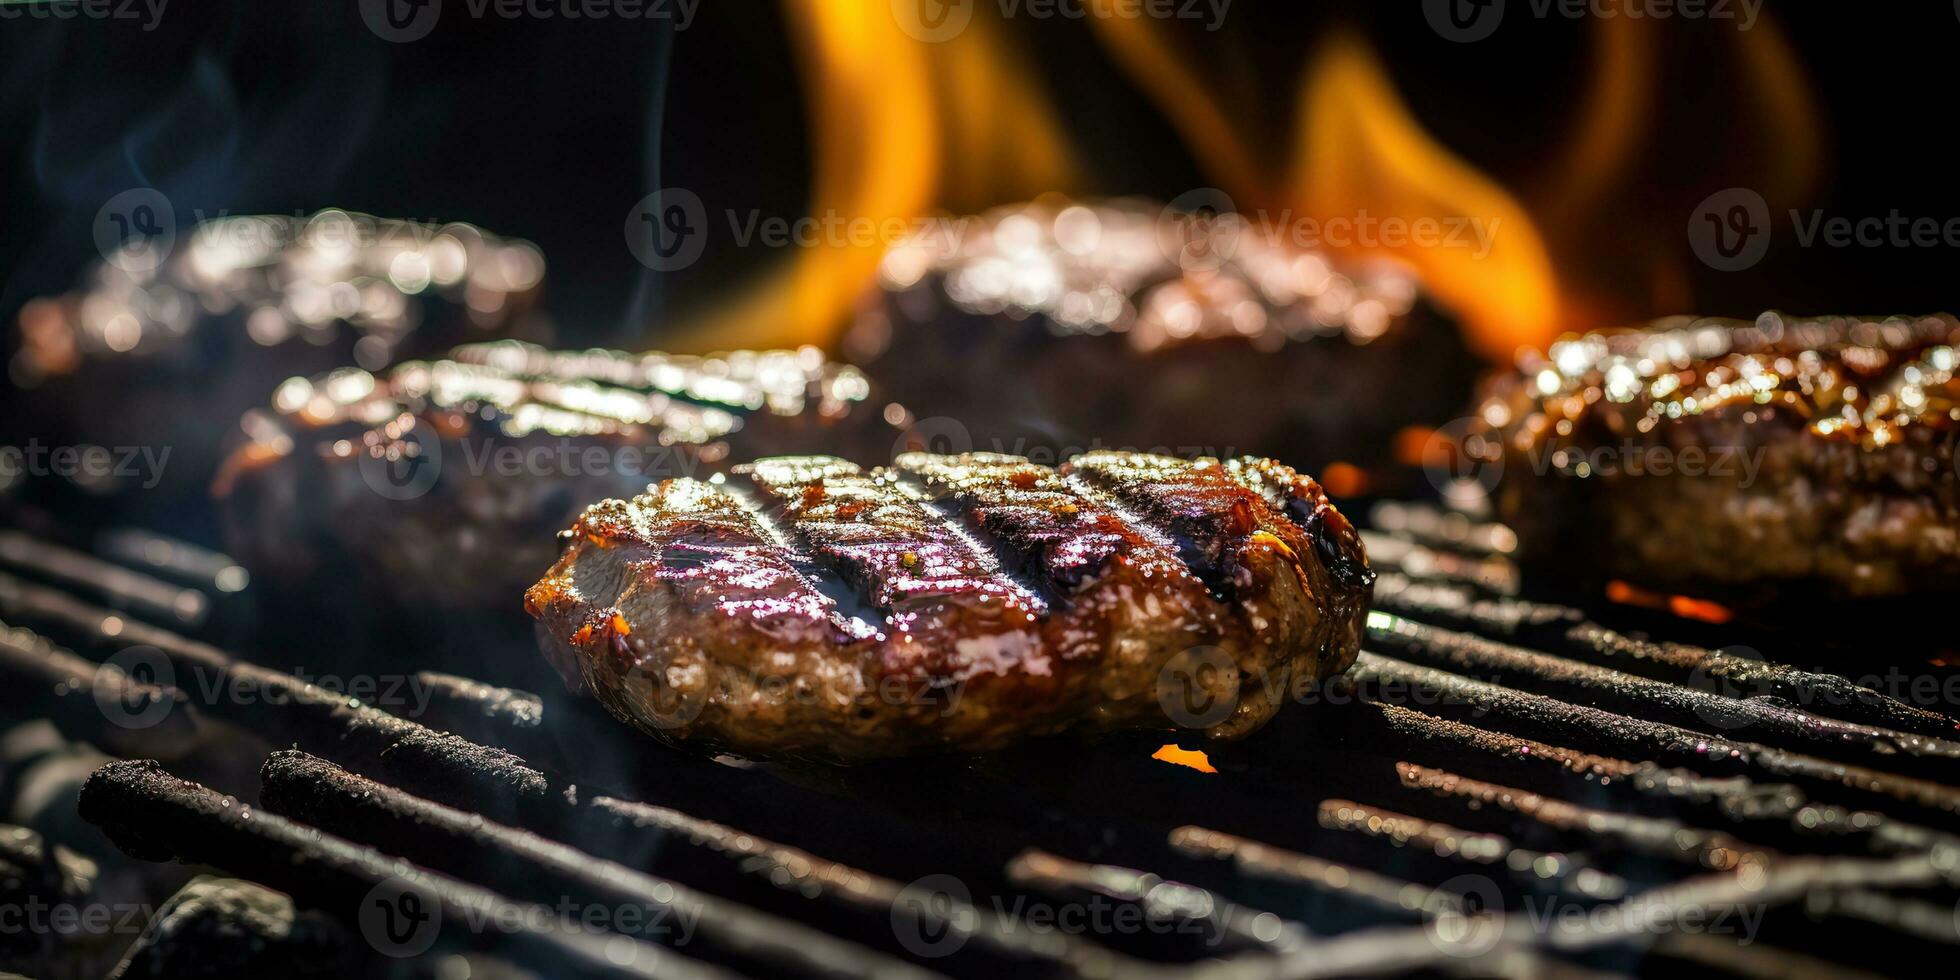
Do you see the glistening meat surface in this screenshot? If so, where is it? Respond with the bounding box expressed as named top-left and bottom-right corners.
top-left (526, 451), bottom-right (1373, 759)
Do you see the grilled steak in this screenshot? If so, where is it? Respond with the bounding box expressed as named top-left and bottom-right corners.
top-left (1472, 311), bottom-right (1960, 601)
top-left (217, 341), bottom-right (881, 612)
top-left (6, 211), bottom-right (545, 518)
top-left (525, 451), bottom-right (1372, 759)
top-left (847, 198), bottom-right (1478, 478)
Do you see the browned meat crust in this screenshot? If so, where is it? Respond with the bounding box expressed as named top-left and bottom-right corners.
top-left (846, 198), bottom-right (1480, 475)
top-left (525, 451), bottom-right (1372, 760)
top-left (215, 341), bottom-right (880, 610)
top-left (1473, 312), bottom-right (1960, 600)
top-left (5, 213), bottom-right (545, 511)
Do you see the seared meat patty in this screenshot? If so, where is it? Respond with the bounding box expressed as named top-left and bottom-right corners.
top-left (7, 212), bottom-right (545, 516)
top-left (1472, 312), bottom-right (1960, 601)
top-left (525, 451), bottom-right (1372, 759)
top-left (217, 341), bottom-right (881, 611)
top-left (848, 198), bottom-right (1478, 477)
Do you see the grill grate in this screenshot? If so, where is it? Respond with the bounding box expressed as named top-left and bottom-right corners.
top-left (1, 502), bottom-right (1956, 978)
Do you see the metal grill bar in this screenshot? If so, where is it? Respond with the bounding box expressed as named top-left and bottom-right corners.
top-left (1367, 613), bottom-right (1960, 776)
top-left (77, 760), bottom-right (720, 980)
top-left (1370, 571), bottom-right (1956, 737)
top-left (5, 506), bottom-right (1958, 978)
top-left (256, 750), bottom-right (936, 980)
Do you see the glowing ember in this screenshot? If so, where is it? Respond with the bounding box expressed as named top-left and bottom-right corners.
top-left (1604, 581), bottom-right (1735, 625)
top-left (1151, 744), bottom-right (1218, 774)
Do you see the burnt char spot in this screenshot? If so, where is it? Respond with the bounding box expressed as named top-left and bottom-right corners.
top-left (1220, 455), bottom-right (1375, 590)
top-left (1308, 509), bottom-right (1376, 590)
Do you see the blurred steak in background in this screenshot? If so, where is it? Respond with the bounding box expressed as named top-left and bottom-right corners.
top-left (847, 198), bottom-right (1482, 485)
top-left (216, 340), bottom-right (885, 616)
top-left (4, 211), bottom-right (548, 525)
top-left (1472, 311), bottom-right (1960, 605)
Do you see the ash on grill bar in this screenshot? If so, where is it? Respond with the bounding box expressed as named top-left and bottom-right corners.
top-left (3, 7), bottom-right (1956, 979)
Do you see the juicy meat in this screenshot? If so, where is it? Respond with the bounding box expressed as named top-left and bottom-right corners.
top-left (1474, 311), bottom-right (1960, 600)
top-left (525, 451), bottom-right (1373, 759)
top-left (5, 212), bottom-right (544, 515)
top-left (215, 341), bottom-right (881, 611)
top-left (847, 197), bottom-right (1479, 477)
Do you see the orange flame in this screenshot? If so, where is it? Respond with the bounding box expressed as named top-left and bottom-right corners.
top-left (1087, 16), bottom-right (1269, 205)
top-left (1092, 17), bottom-right (1821, 359)
top-left (1287, 34), bottom-right (1561, 360)
top-left (1087, 21), bottom-right (1562, 360)
top-left (674, 2), bottom-right (1076, 352)
top-left (688, 8), bottom-right (1820, 358)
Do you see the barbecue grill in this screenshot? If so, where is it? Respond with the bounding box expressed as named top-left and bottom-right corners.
top-left (3, 496), bottom-right (1953, 978)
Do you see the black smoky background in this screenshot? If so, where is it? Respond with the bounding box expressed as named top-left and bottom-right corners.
top-left (0, 8), bottom-right (1957, 978)
top-left (2, 2), bottom-right (1959, 345)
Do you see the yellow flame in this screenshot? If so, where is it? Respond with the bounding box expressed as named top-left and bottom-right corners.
top-left (1539, 19), bottom-right (1657, 225)
top-left (673, 2), bottom-right (1076, 352)
top-left (1288, 35), bottom-right (1560, 360)
top-left (1085, 16), bottom-right (1268, 204)
top-left (935, 16), bottom-right (1078, 212)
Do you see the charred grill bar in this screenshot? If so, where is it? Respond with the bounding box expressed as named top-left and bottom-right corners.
top-left (3, 510), bottom-right (1959, 977)
top-left (77, 760), bottom-right (714, 980)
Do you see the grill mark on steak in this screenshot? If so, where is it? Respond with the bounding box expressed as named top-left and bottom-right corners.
top-left (216, 341), bottom-right (881, 614)
top-left (885, 470), bottom-right (1056, 614)
top-left (1061, 452), bottom-right (1281, 595)
top-left (735, 457), bottom-right (1048, 626)
top-left (711, 475), bottom-right (885, 633)
top-left (529, 450), bottom-right (1373, 758)
top-left (894, 452), bottom-right (1200, 600)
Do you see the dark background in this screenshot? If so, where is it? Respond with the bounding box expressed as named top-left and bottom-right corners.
top-left (1, 0), bottom-right (1955, 355)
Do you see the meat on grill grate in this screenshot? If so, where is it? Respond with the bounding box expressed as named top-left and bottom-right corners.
top-left (215, 340), bottom-right (883, 613)
top-left (1472, 311), bottom-right (1960, 602)
top-left (6, 505), bottom-right (1960, 978)
top-left (524, 451), bottom-right (1374, 758)
top-left (5, 212), bottom-right (546, 514)
top-left (847, 198), bottom-right (1482, 479)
